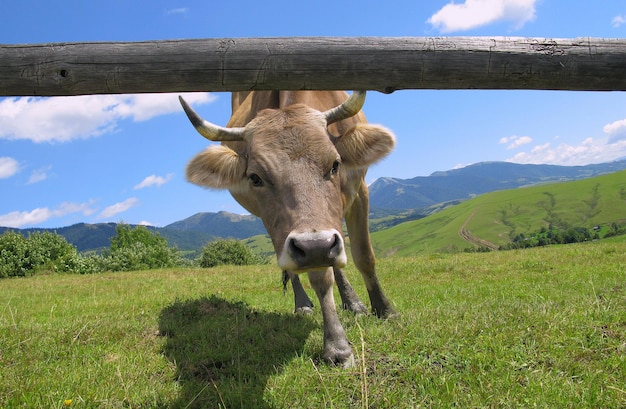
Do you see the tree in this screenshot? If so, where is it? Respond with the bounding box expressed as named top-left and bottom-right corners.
top-left (0, 231), bottom-right (29, 277)
top-left (104, 224), bottom-right (181, 271)
top-left (0, 231), bottom-right (85, 277)
top-left (199, 239), bottom-right (267, 268)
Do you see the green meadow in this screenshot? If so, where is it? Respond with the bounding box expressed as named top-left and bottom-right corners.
top-left (372, 169), bottom-right (626, 256)
top-left (1, 238), bottom-right (625, 408)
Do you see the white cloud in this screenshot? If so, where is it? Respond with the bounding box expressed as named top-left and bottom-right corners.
top-left (499, 135), bottom-right (533, 149)
top-left (0, 92), bottom-right (216, 143)
top-left (165, 7), bottom-right (188, 15)
top-left (428, 0), bottom-right (537, 33)
top-left (134, 173), bottom-right (174, 190)
top-left (98, 198), bottom-right (140, 219)
top-left (507, 137), bottom-right (626, 166)
top-left (27, 166), bottom-right (51, 184)
top-left (0, 157), bottom-right (19, 179)
top-left (612, 15), bottom-right (626, 28)
top-left (603, 118), bottom-right (626, 143)
top-left (0, 201), bottom-right (95, 228)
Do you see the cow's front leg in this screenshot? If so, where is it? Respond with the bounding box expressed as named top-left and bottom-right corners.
top-left (308, 268), bottom-right (354, 367)
top-left (333, 267), bottom-right (368, 315)
top-left (284, 271), bottom-right (314, 314)
top-left (345, 184), bottom-right (396, 318)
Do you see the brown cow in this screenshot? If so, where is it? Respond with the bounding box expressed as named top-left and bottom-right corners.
top-left (180, 90), bottom-right (396, 366)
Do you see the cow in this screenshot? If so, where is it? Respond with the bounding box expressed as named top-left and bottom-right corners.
top-left (179, 90), bottom-right (396, 366)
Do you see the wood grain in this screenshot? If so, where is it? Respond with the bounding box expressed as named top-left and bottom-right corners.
top-left (1, 37), bottom-right (625, 96)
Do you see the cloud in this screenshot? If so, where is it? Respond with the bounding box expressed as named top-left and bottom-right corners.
top-left (507, 137), bottom-right (626, 166)
top-left (499, 135), bottom-right (533, 149)
top-left (134, 173), bottom-right (174, 189)
top-left (428, 0), bottom-right (537, 33)
top-left (603, 118), bottom-right (626, 143)
top-left (0, 201), bottom-right (95, 228)
top-left (98, 198), bottom-right (140, 219)
top-left (27, 166), bottom-right (51, 184)
top-left (0, 157), bottom-right (19, 179)
top-left (165, 7), bottom-right (188, 15)
top-left (612, 15), bottom-right (626, 28)
top-left (0, 92), bottom-right (216, 143)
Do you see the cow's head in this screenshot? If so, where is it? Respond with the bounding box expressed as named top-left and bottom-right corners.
top-left (180, 91), bottom-right (395, 272)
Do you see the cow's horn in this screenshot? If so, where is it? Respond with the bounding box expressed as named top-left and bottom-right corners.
top-left (323, 90), bottom-right (366, 125)
top-left (179, 96), bottom-right (245, 141)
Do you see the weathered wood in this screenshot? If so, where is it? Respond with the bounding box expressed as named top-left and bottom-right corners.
top-left (1, 37), bottom-right (625, 96)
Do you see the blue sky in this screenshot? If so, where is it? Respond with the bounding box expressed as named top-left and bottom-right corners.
top-left (1, 1), bottom-right (625, 229)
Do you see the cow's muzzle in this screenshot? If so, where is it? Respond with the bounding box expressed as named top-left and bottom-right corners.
top-left (278, 229), bottom-right (347, 271)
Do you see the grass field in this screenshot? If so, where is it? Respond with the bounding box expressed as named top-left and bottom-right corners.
top-left (372, 170), bottom-right (626, 256)
top-left (1, 239), bottom-right (625, 408)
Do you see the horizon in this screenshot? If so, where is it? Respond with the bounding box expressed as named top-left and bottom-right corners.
top-left (3, 158), bottom-right (625, 231)
top-left (2, 1), bottom-right (626, 229)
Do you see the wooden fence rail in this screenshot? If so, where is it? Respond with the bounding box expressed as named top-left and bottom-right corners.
top-left (1, 37), bottom-right (625, 96)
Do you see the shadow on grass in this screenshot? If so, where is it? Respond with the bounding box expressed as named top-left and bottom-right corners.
top-left (159, 295), bottom-right (316, 408)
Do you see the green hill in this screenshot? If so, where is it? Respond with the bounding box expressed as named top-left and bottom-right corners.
top-left (371, 170), bottom-right (626, 256)
top-left (369, 159), bottom-right (626, 209)
top-left (242, 234), bottom-right (275, 257)
top-left (4, 166), bottom-right (625, 256)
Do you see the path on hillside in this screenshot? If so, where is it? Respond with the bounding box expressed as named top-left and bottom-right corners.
top-left (458, 209), bottom-right (500, 250)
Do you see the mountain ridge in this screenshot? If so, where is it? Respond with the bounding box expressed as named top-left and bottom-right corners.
top-left (4, 160), bottom-right (626, 252)
top-left (370, 169), bottom-right (626, 256)
top-left (368, 160), bottom-right (626, 209)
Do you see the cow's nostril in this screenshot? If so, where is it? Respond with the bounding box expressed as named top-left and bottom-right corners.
top-left (328, 234), bottom-right (341, 258)
top-left (289, 237), bottom-right (306, 259)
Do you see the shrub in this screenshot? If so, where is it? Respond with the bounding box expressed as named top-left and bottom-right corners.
top-left (0, 231), bottom-right (85, 277)
top-left (199, 239), bottom-right (268, 268)
top-left (0, 231), bottom-right (29, 278)
top-left (27, 231), bottom-right (81, 273)
top-left (102, 224), bottom-right (181, 272)
top-left (605, 222), bottom-right (626, 238)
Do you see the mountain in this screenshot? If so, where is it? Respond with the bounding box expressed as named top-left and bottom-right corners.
top-left (165, 211), bottom-right (265, 239)
top-left (0, 222), bottom-right (218, 253)
top-left (0, 222), bottom-right (119, 252)
top-left (369, 160), bottom-right (626, 210)
top-left (371, 169), bottom-right (626, 256)
top-left (0, 210), bottom-right (266, 253)
top-left (4, 161), bottom-right (626, 253)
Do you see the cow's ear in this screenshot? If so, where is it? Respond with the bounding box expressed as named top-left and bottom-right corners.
top-left (335, 123), bottom-right (396, 168)
top-left (186, 145), bottom-right (246, 188)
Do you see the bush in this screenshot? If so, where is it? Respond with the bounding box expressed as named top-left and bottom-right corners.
top-left (0, 231), bottom-right (85, 277)
top-left (199, 239), bottom-right (268, 268)
top-left (102, 224), bottom-right (181, 272)
top-left (0, 231), bottom-right (29, 278)
top-left (501, 225), bottom-right (601, 251)
top-left (0, 225), bottom-right (268, 278)
top-left (605, 222), bottom-right (626, 238)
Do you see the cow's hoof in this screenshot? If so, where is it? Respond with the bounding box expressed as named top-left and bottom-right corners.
top-left (294, 306), bottom-right (314, 315)
top-left (374, 307), bottom-right (399, 320)
top-left (339, 353), bottom-right (356, 369)
top-left (323, 343), bottom-right (354, 368)
top-left (343, 301), bottom-right (368, 316)
top-left (324, 352), bottom-right (355, 368)
top-left (372, 303), bottom-right (398, 319)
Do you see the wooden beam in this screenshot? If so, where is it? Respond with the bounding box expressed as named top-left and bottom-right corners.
top-left (1, 37), bottom-right (625, 96)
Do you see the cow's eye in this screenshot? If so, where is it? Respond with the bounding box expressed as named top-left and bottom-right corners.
top-left (330, 160), bottom-right (340, 175)
top-left (249, 173), bottom-right (264, 187)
